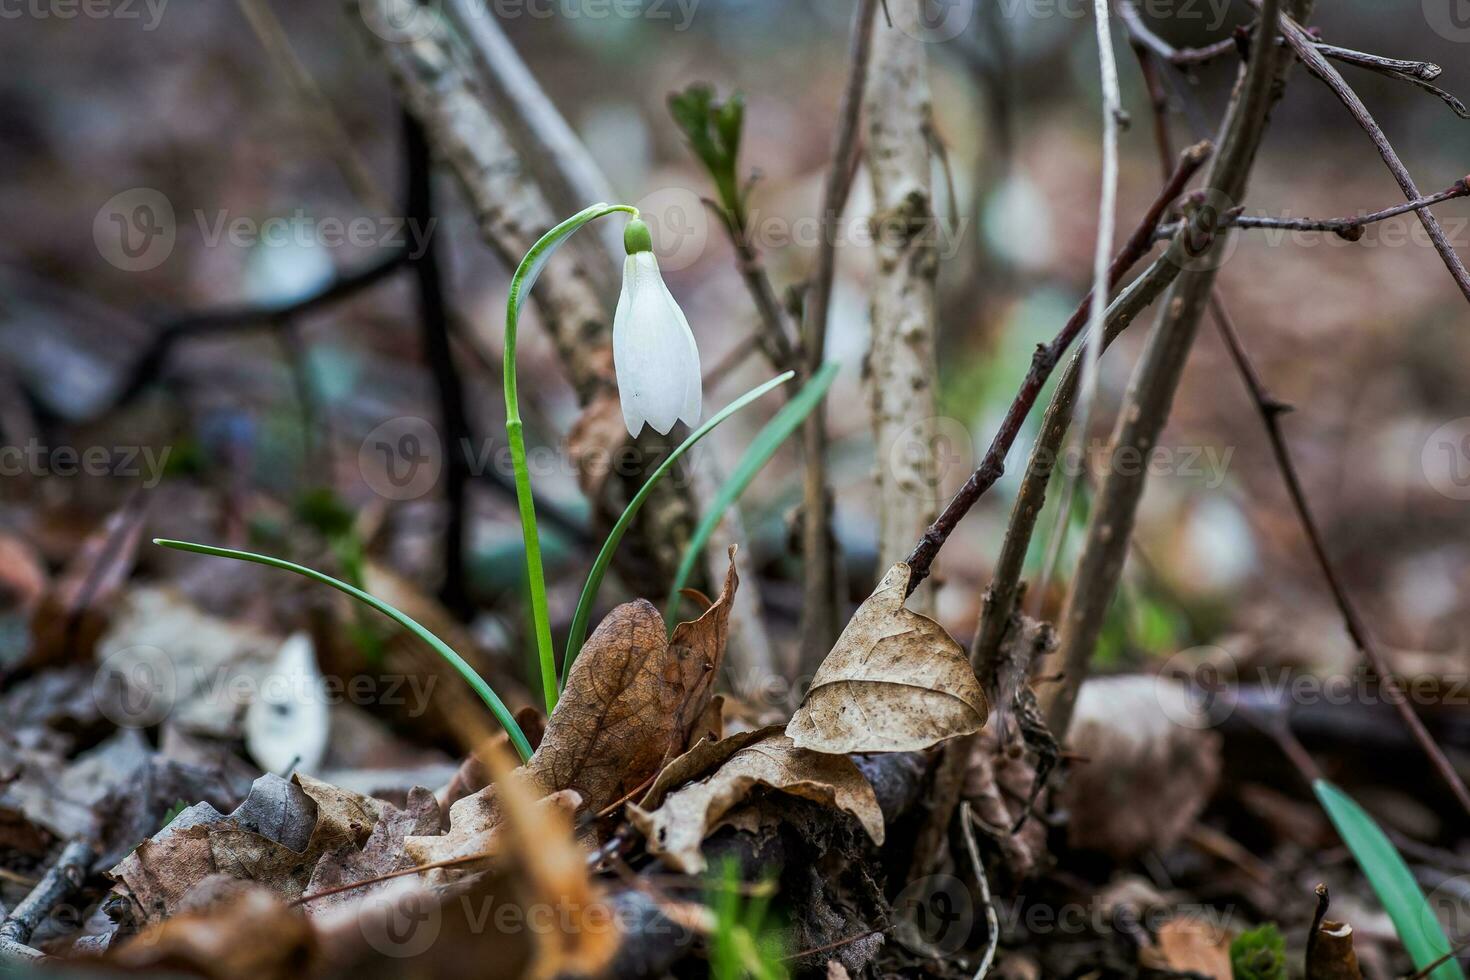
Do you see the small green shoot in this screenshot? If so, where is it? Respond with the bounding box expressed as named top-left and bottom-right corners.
top-left (1229, 923), bottom-right (1287, 980)
top-left (708, 859), bottom-right (786, 980)
top-left (152, 538), bottom-right (533, 762)
top-left (561, 371), bottom-right (794, 687)
top-left (664, 362), bottom-right (838, 626)
top-left (1315, 779), bottom-right (1464, 980)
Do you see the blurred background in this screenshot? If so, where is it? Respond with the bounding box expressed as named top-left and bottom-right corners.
top-left (0, 0), bottom-right (1467, 732)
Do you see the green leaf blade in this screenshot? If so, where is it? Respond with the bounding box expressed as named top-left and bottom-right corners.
top-left (665, 361), bottom-right (839, 624)
top-left (561, 370), bottom-right (795, 684)
top-left (1314, 778), bottom-right (1465, 980)
top-left (153, 538), bottom-right (534, 763)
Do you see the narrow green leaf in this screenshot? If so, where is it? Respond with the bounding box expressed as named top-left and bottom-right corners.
top-left (561, 371), bottom-right (795, 684)
top-left (665, 362), bottom-right (838, 625)
top-left (152, 538), bottom-right (534, 763)
top-left (1314, 779), bottom-right (1464, 980)
top-left (503, 202), bottom-right (637, 715)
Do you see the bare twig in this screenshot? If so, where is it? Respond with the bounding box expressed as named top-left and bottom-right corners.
top-left (106, 248), bottom-right (409, 411)
top-left (904, 142), bottom-right (1211, 596)
top-left (234, 0), bottom-right (392, 214)
top-left (1043, 0), bottom-right (1296, 739)
top-left (961, 803), bottom-right (1000, 980)
top-left (1152, 178), bottom-right (1470, 239)
top-left (971, 237), bottom-right (1201, 675)
top-left (865, 3), bottom-right (943, 598)
top-left (439, 0), bottom-right (622, 271)
top-left (403, 112), bottom-right (470, 614)
top-left (0, 840), bottom-right (93, 960)
top-left (798, 0), bottom-right (879, 667)
top-left (1209, 297), bottom-right (1470, 817)
top-left (1256, 1), bottom-right (1470, 303)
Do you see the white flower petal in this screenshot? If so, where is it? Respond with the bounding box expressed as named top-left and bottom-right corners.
top-left (612, 251), bottom-right (703, 437)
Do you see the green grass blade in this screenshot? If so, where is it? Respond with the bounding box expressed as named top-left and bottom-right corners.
top-left (1314, 778), bottom-right (1464, 980)
top-left (665, 361), bottom-right (838, 625)
top-left (153, 538), bottom-right (534, 763)
top-left (561, 371), bottom-right (795, 684)
top-left (503, 202), bottom-right (636, 715)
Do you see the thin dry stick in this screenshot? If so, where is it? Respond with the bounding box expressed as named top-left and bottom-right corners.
top-left (903, 142), bottom-right (1211, 596)
top-left (1133, 31), bottom-right (1470, 820)
top-left (1151, 179), bottom-right (1470, 239)
top-left (234, 0), bottom-right (391, 214)
top-left (970, 235), bottom-right (1203, 676)
top-left (0, 840), bottom-right (93, 960)
top-left (1256, 1), bottom-right (1470, 303)
top-left (1043, 0), bottom-right (1295, 739)
top-left (960, 802), bottom-right (1000, 980)
top-left (798, 0), bottom-right (879, 667)
top-left (1209, 297), bottom-right (1470, 817)
top-left (1044, 0), bottom-right (1126, 618)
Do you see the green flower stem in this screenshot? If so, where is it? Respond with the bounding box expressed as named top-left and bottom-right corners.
top-left (153, 538), bottom-right (534, 762)
top-left (503, 202), bottom-right (637, 714)
top-left (562, 371), bottom-right (795, 685)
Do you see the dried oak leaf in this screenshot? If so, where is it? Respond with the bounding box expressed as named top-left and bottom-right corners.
top-left (109, 772), bottom-right (389, 921)
top-left (787, 562), bottom-right (988, 753)
top-left (525, 551), bottom-right (737, 816)
top-left (627, 731), bottom-right (884, 874)
top-left (402, 788), bottom-right (581, 871)
top-left (302, 786), bottom-right (442, 915)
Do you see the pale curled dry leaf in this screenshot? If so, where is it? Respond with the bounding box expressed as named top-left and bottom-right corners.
top-left (787, 562), bottom-right (988, 753)
top-left (627, 732), bottom-right (884, 874)
top-left (245, 632), bottom-right (330, 776)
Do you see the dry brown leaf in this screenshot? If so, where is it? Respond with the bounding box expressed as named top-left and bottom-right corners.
top-left (28, 498), bottom-right (147, 669)
top-left (787, 562), bottom-right (987, 753)
top-left (525, 552), bottom-right (738, 817)
top-left (484, 740), bottom-right (619, 980)
top-left (302, 787), bottom-right (442, 916)
top-left (1142, 916), bottom-right (1233, 979)
top-left (401, 787), bottom-right (581, 870)
top-left (109, 878), bottom-right (317, 980)
top-left (627, 732), bottom-right (884, 874)
top-left (110, 772), bottom-right (397, 921)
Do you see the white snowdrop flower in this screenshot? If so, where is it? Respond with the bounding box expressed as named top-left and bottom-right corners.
top-left (612, 217), bottom-right (701, 437)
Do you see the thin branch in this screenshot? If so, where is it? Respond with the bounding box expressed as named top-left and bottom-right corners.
top-left (1151, 178), bottom-right (1470, 240)
top-left (1255, 0), bottom-right (1470, 303)
top-left (960, 802), bottom-right (1000, 980)
top-left (798, 0), bottom-right (879, 667)
top-left (1209, 297), bottom-right (1470, 817)
top-left (1132, 38), bottom-right (1470, 819)
top-left (404, 112), bottom-right (471, 614)
top-left (971, 239), bottom-right (1199, 675)
top-left (0, 840), bottom-right (93, 960)
top-left (1044, 0), bottom-right (1293, 739)
top-left (105, 248), bottom-right (409, 411)
top-left (904, 141), bottom-right (1212, 595)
